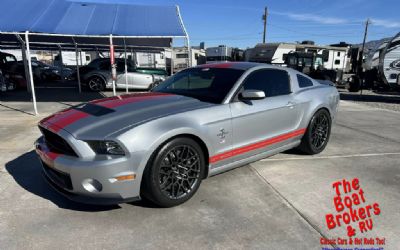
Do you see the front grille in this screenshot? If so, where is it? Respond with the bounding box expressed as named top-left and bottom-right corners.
top-left (42, 161), bottom-right (73, 190)
top-left (39, 126), bottom-right (78, 157)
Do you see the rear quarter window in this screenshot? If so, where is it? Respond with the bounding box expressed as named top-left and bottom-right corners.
top-left (297, 74), bottom-right (314, 88)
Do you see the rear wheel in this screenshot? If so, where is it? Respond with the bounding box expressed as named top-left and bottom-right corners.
top-left (298, 109), bottom-right (331, 155)
top-left (88, 76), bottom-right (105, 92)
top-left (141, 137), bottom-right (205, 207)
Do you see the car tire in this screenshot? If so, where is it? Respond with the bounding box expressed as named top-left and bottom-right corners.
top-left (348, 75), bottom-right (360, 92)
top-left (141, 137), bottom-right (205, 207)
top-left (298, 109), bottom-right (332, 155)
top-left (88, 76), bottom-right (105, 92)
top-left (148, 81), bottom-right (160, 91)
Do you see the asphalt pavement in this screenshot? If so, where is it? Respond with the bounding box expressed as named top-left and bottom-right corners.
top-left (0, 98), bottom-right (399, 250)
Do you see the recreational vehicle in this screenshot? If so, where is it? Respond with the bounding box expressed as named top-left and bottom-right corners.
top-left (205, 45), bottom-right (243, 63)
top-left (247, 42), bottom-right (348, 71)
top-left (379, 32), bottom-right (400, 88)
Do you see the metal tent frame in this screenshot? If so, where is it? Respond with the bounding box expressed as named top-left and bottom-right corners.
top-left (0, 5), bottom-right (191, 115)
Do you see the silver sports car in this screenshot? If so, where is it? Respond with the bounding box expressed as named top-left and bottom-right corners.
top-left (35, 62), bottom-right (339, 207)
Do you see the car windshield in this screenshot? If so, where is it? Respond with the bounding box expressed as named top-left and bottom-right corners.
top-left (153, 67), bottom-right (244, 104)
top-left (35, 61), bottom-right (49, 67)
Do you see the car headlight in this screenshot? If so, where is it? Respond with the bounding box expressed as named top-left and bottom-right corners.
top-left (88, 141), bottom-right (125, 155)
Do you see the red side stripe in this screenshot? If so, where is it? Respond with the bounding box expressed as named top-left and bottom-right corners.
top-left (209, 128), bottom-right (306, 164)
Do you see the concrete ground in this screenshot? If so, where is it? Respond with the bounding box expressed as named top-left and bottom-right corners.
top-left (0, 88), bottom-right (399, 249)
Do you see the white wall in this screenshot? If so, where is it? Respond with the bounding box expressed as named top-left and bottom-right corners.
top-left (1, 49), bottom-right (27, 61)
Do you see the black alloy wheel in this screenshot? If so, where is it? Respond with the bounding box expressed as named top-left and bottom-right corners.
top-left (310, 112), bottom-right (329, 150)
top-left (298, 109), bottom-right (331, 155)
top-left (159, 145), bottom-right (201, 200)
top-left (88, 76), bottom-right (105, 92)
top-left (142, 137), bottom-right (205, 207)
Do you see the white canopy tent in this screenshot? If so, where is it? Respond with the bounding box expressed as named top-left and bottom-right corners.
top-left (0, 0), bottom-right (191, 115)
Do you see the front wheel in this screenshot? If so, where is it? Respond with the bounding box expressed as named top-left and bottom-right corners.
top-left (298, 109), bottom-right (332, 155)
top-left (87, 76), bottom-right (105, 92)
top-left (148, 80), bottom-right (161, 91)
top-left (141, 137), bottom-right (205, 207)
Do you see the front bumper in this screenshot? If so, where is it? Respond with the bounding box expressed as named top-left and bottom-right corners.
top-left (35, 136), bottom-right (140, 205)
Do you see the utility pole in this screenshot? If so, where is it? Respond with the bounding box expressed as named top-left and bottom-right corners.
top-left (360, 18), bottom-right (370, 95)
top-left (262, 7), bottom-right (268, 43)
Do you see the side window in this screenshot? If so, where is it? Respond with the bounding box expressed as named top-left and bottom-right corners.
top-left (127, 61), bottom-right (136, 72)
top-left (167, 70), bottom-right (213, 90)
top-left (242, 69), bottom-right (291, 97)
top-left (297, 74), bottom-right (314, 88)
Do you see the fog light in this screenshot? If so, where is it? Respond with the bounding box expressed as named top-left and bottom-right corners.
top-left (82, 178), bottom-right (103, 193)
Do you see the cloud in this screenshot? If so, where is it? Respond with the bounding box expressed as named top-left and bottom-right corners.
top-left (272, 11), bottom-right (400, 29)
top-left (272, 11), bottom-right (348, 25)
top-left (286, 13), bottom-right (347, 24)
top-left (370, 19), bottom-right (400, 28)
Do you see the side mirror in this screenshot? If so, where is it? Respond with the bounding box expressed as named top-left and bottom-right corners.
top-left (240, 89), bottom-right (266, 100)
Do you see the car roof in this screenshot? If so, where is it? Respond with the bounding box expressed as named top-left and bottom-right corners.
top-left (196, 62), bottom-right (295, 73)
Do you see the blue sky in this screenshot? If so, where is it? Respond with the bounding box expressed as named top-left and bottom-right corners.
top-left (83, 0), bottom-right (400, 48)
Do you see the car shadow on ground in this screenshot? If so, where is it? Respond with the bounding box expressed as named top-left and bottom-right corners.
top-left (339, 92), bottom-right (400, 104)
top-left (1, 86), bottom-right (107, 103)
top-left (282, 148), bottom-right (309, 155)
top-left (5, 150), bottom-right (121, 212)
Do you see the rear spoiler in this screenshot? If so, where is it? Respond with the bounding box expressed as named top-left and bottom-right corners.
top-left (316, 79), bottom-right (335, 86)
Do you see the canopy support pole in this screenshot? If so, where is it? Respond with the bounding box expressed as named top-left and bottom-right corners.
top-left (123, 38), bottom-right (128, 93)
top-left (73, 39), bottom-right (81, 93)
top-left (57, 45), bottom-right (64, 83)
top-left (170, 40), bottom-right (174, 76)
top-left (25, 31), bottom-right (38, 115)
top-left (185, 37), bottom-right (192, 68)
top-left (176, 5), bottom-right (192, 68)
top-left (79, 50), bottom-right (83, 66)
top-left (75, 46), bottom-right (82, 93)
top-left (15, 34), bottom-right (31, 93)
top-left (110, 34), bottom-right (116, 96)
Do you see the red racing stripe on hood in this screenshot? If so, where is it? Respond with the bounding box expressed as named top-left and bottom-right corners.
top-left (92, 92), bottom-right (174, 108)
top-left (39, 92), bottom-right (173, 132)
top-left (40, 109), bottom-right (88, 133)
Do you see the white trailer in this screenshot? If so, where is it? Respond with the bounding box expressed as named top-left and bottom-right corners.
top-left (206, 45), bottom-right (233, 63)
top-left (172, 47), bottom-right (205, 73)
top-left (247, 42), bottom-right (348, 71)
top-left (379, 32), bottom-right (400, 88)
top-left (54, 51), bottom-right (92, 66)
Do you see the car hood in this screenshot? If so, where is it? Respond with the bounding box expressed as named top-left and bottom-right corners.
top-left (39, 92), bottom-right (213, 139)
